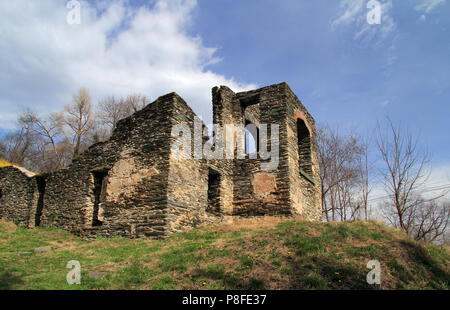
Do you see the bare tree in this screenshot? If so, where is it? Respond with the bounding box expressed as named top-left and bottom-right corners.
top-left (64, 88), bottom-right (95, 159)
top-left (1, 89), bottom-right (151, 171)
top-left (4, 90), bottom-right (149, 171)
top-left (20, 109), bottom-right (65, 170)
top-left (376, 118), bottom-right (449, 241)
top-left (0, 112), bottom-right (41, 167)
top-left (356, 134), bottom-right (373, 220)
top-left (98, 96), bottom-right (124, 131)
top-left (0, 139), bottom-right (5, 159)
top-left (97, 94), bottom-right (150, 138)
top-left (410, 199), bottom-right (449, 243)
top-left (318, 125), bottom-right (364, 221)
top-left (122, 94), bottom-right (149, 115)
top-left (0, 128), bottom-right (31, 166)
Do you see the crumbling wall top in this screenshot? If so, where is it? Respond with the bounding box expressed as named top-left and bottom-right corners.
top-left (0, 165), bottom-right (36, 178)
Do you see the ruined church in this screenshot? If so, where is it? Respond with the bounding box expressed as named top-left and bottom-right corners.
top-left (0, 82), bottom-right (321, 239)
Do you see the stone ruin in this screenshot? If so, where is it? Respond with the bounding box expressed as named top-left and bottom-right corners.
top-left (0, 82), bottom-right (321, 239)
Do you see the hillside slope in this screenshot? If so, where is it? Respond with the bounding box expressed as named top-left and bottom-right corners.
top-left (0, 218), bottom-right (448, 290)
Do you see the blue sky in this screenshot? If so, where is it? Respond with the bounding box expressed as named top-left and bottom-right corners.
top-left (189, 0), bottom-right (450, 164)
top-left (0, 0), bottom-right (449, 180)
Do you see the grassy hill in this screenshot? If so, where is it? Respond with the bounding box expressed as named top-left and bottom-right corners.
top-left (0, 217), bottom-right (448, 290)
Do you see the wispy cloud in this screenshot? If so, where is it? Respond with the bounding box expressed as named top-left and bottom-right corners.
top-left (332, 0), bottom-right (396, 46)
top-left (418, 14), bottom-right (427, 21)
top-left (332, 0), bottom-right (365, 27)
top-left (415, 0), bottom-right (446, 13)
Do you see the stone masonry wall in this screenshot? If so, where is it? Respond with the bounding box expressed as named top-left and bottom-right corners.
top-left (0, 82), bottom-right (322, 239)
top-left (0, 93), bottom-right (177, 239)
top-left (210, 86), bottom-right (237, 217)
top-left (166, 94), bottom-right (216, 235)
top-left (284, 84), bottom-right (322, 221)
top-left (0, 166), bottom-right (36, 227)
top-left (210, 83), bottom-right (321, 220)
top-left (73, 93), bottom-right (175, 238)
top-left (232, 84), bottom-right (292, 216)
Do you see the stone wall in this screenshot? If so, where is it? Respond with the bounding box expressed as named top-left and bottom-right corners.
top-left (0, 166), bottom-right (36, 227)
top-left (211, 82), bottom-right (321, 220)
top-left (1, 93), bottom-right (178, 238)
top-left (232, 84), bottom-right (292, 217)
top-left (166, 94), bottom-right (214, 234)
top-left (284, 84), bottom-right (322, 221)
top-left (0, 82), bottom-right (322, 239)
top-left (74, 92), bottom-right (176, 238)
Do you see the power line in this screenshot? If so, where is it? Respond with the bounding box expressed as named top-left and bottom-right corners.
top-left (367, 183), bottom-right (450, 202)
top-left (368, 185), bottom-right (450, 201)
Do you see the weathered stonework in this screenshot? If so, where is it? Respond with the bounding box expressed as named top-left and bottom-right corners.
top-left (0, 82), bottom-right (321, 239)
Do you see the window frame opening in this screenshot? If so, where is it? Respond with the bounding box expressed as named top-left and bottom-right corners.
top-left (35, 177), bottom-right (46, 227)
top-left (240, 95), bottom-right (260, 157)
top-left (92, 171), bottom-right (107, 227)
top-left (296, 117), bottom-right (313, 182)
top-left (244, 119), bottom-right (259, 155)
top-left (207, 168), bottom-right (221, 215)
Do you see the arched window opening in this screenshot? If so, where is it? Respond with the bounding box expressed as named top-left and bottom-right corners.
top-left (297, 118), bottom-right (312, 178)
top-left (244, 119), bottom-right (259, 155)
top-left (240, 94), bottom-right (260, 156)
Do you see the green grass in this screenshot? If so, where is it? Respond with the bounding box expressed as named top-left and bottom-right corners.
top-left (304, 272), bottom-right (327, 289)
top-left (0, 218), bottom-right (448, 290)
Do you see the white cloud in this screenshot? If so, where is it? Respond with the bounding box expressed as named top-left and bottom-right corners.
top-left (0, 0), bottom-right (256, 130)
top-left (415, 0), bottom-right (446, 21)
top-left (332, 0), bottom-right (396, 46)
top-left (415, 0), bottom-right (446, 13)
top-left (332, 0), bottom-right (365, 27)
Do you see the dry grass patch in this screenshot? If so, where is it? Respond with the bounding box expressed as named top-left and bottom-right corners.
top-left (0, 220), bottom-right (18, 233)
top-left (206, 216), bottom-right (294, 233)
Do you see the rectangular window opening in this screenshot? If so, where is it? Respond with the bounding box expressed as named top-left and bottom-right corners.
top-left (92, 171), bottom-right (107, 227)
top-left (297, 118), bottom-right (313, 182)
top-left (207, 169), bottom-right (221, 214)
top-left (35, 177), bottom-right (46, 227)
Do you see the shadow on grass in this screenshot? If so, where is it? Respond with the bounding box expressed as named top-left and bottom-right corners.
top-left (192, 268), bottom-right (265, 290)
top-left (0, 266), bottom-right (24, 290)
top-left (285, 256), bottom-right (374, 290)
top-left (398, 240), bottom-right (450, 288)
top-left (284, 239), bottom-right (449, 289)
